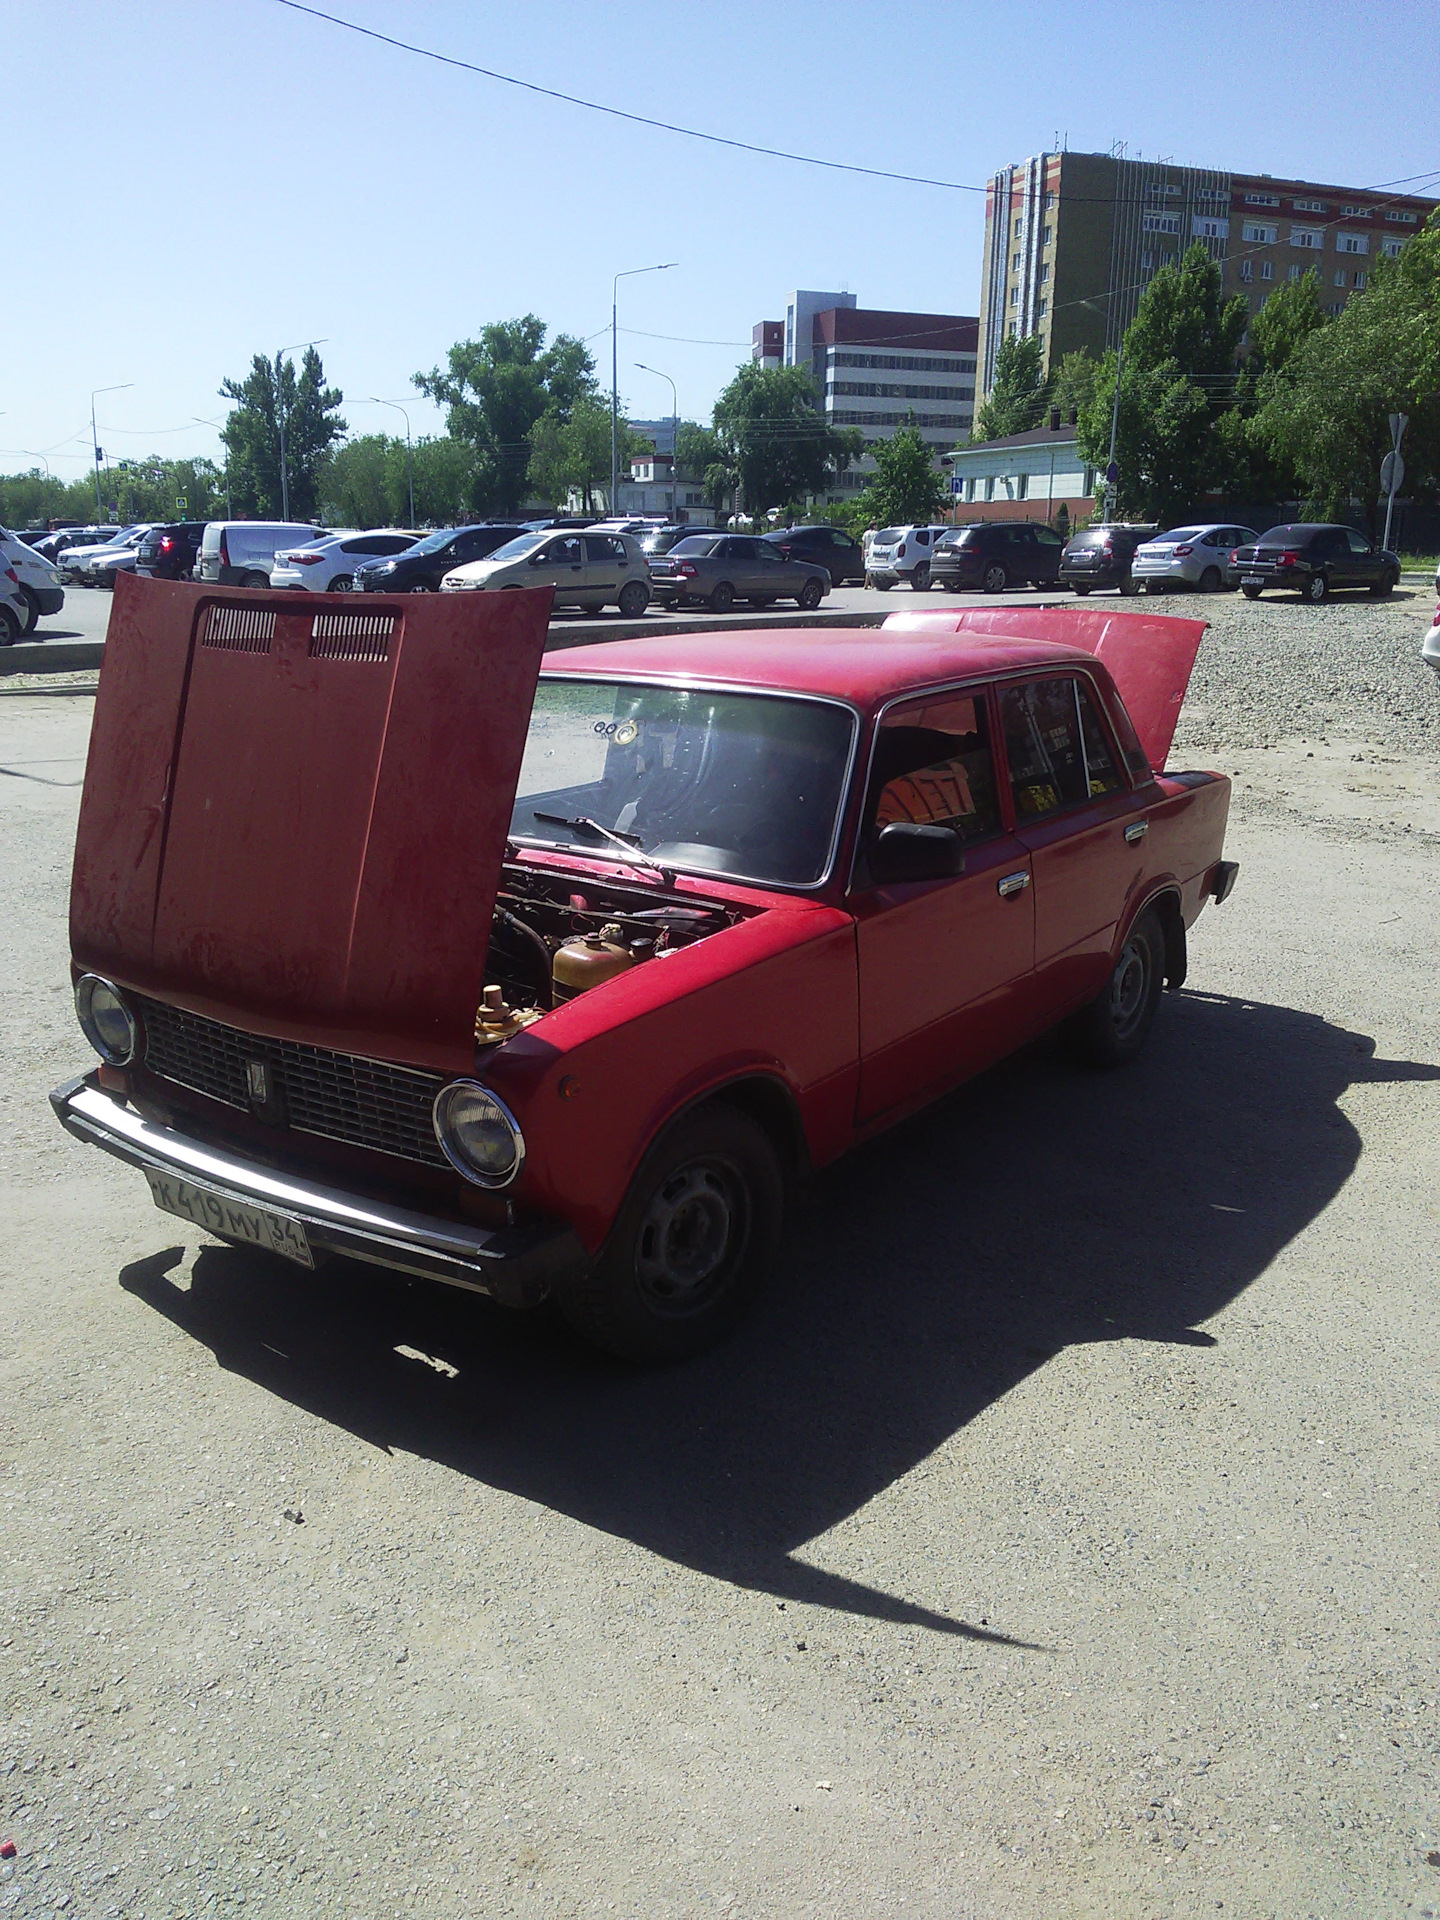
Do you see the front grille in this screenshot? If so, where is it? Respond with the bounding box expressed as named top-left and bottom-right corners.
top-left (136, 996), bottom-right (447, 1168)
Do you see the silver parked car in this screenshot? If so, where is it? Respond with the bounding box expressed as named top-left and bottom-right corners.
top-left (866, 524), bottom-right (951, 591)
top-left (647, 534), bottom-right (830, 613)
top-left (441, 529), bottom-right (653, 615)
top-left (1131, 524), bottom-right (1259, 594)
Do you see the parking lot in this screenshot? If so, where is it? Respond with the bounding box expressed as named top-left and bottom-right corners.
top-left (2, 587), bottom-right (1438, 1919)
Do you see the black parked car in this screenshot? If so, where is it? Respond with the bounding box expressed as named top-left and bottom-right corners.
top-left (1059, 524), bottom-right (1156, 596)
top-left (1229, 524), bottom-right (1400, 603)
top-left (761, 524), bottom-right (867, 586)
top-left (29, 525), bottom-right (119, 564)
top-left (134, 522), bottom-right (208, 581)
top-left (930, 520), bottom-right (1066, 593)
top-left (353, 523), bottom-right (524, 593)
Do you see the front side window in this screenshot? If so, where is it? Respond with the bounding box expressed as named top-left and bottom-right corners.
top-left (999, 677), bottom-right (1122, 819)
top-left (511, 681), bottom-right (855, 887)
top-left (1345, 529), bottom-right (1373, 554)
top-left (866, 694), bottom-right (1001, 854)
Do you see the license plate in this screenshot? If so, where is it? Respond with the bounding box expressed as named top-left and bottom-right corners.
top-left (144, 1170), bottom-right (313, 1267)
top-left (1242, 574), bottom-right (1263, 586)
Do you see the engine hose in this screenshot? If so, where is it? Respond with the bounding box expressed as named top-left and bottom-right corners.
top-left (494, 908), bottom-right (554, 1009)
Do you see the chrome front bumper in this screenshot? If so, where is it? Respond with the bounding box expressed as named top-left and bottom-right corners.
top-left (50, 1073), bottom-right (587, 1308)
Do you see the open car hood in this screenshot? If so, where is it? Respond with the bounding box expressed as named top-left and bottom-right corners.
top-left (71, 575), bottom-right (551, 1073)
top-left (882, 606), bottom-right (1207, 773)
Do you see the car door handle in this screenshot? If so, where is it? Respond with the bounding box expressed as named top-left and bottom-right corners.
top-left (1124, 821), bottom-right (1149, 844)
top-left (997, 870), bottom-right (1030, 897)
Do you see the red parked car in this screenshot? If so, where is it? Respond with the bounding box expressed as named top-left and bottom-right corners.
top-left (53, 577), bottom-right (1237, 1362)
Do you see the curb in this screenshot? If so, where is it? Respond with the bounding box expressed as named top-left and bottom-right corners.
top-left (1, 640), bottom-right (106, 677)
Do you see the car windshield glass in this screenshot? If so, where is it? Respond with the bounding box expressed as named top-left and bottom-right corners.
top-left (511, 679), bottom-right (855, 887)
top-left (876, 527), bottom-right (906, 543)
top-left (486, 533), bottom-right (547, 563)
top-left (1154, 527), bottom-right (1205, 545)
top-left (405, 529), bottom-right (462, 556)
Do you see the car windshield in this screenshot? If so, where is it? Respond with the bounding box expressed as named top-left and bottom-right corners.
top-left (1152, 527), bottom-right (1206, 545)
top-left (485, 532), bottom-right (548, 563)
top-left (510, 679), bottom-right (855, 887)
top-left (406, 528), bottom-right (464, 556)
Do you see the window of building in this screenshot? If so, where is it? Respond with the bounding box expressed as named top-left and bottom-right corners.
top-left (1385, 209), bottom-right (1418, 223)
top-left (984, 477), bottom-right (996, 500)
top-left (1340, 203), bottom-right (1371, 217)
top-left (1327, 302), bottom-right (1344, 317)
top-left (1333, 269), bottom-right (1347, 288)
top-left (1288, 264), bottom-right (1303, 282)
top-left (1239, 259), bottom-right (1253, 282)
top-left (1044, 191), bottom-right (1055, 210)
top-left (1015, 474), bottom-right (1028, 500)
top-left (1192, 217), bottom-right (1228, 239)
top-left (1336, 232), bottom-right (1369, 254)
top-left (1354, 270), bottom-right (1367, 289)
top-left (1083, 467), bottom-right (1096, 496)
top-left (1382, 237), bottom-right (1403, 258)
top-left (1142, 214), bottom-right (1182, 235)
top-left (1289, 226), bottom-right (1322, 248)
top-left (1039, 262), bottom-right (1050, 282)
top-left (964, 477), bottom-right (976, 503)
top-left (1009, 286), bottom-right (1020, 306)
top-left (1293, 198), bottom-right (1327, 213)
top-left (1244, 192), bottom-right (1280, 207)
top-left (1007, 321), bottom-right (1018, 337)
top-left (1042, 225), bottom-right (1053, 245)
top-left (1011, 251), bottom-right (1022, 271)
top-left (1260, 261), bottom-right (1274, 281)
top-left (1242, 221), bottom-right (1278, 244)
top-left (1014, 217), bottom-right (1024, 238)
top-left (1141, 251), bottom-right (1154, 271)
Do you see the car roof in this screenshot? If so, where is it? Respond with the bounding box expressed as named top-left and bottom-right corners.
top-left (542, 627), bottom-right (1101, 714)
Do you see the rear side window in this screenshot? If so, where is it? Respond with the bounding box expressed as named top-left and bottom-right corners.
top-left (999, 677), bottom-right (1121, 819)
top-left (868, 694), bottom-right (1001, 848)
top-left (585, 535), bottom-right (626, 561)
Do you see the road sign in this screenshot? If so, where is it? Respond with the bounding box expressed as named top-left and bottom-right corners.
top-left (1380, 451), bottom-right (1405, 494)
top-left (949, 476), bottom-right (964, 495)
top-left (1388, 412), bottom-right (1409, 451)
top-left (176, 496), bottom-right (187, 512)
top-left (1105, 461), bottom-right (1119, 485)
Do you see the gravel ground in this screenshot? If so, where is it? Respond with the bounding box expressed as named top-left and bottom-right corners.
top-left (2, 600), bottom-right (1438, 1920)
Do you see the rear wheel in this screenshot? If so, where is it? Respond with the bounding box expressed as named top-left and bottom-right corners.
top-left (1119, 576), bottom-right (1141, 597)
top-left (19, 588), bottom-right (40, 634)
top-left (1199, 566), bottom-right (1222, 593)
top-left (1072, 584), bottom-right (1091, 597)
top-left (708, 580), bottom-right (735, 614)
top-left (618, 578), bottom-right (650, 617)
top-left (558, 1103), bottom-right (784, 1364)
top-left (1069, 908), bottom-right (1165, 1069)
top-left (0, 605), bottom-right (19, 645)
top-left (242, 571), bottom-right (268, 589)
top-left (910, 562), bottom-right (931, 592)
top-left (1304, 572), bottom-right (1329, 603)
top-left (982, 563), bottom-right (1007, 594)
top-left (1242, 584), bottom-right (1262, 600)
top-left (329, 573), bottom-right (353, 594)
top-left (797, 578), bottom-right (824, 610)
top-left (872, 577), bottom-right (893, 591)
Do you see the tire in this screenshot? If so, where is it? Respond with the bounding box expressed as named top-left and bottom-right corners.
top-left (1199, 566), bottom-right (1222, 593)
top-left (982, 563), bottom-right (1007, 594)
top-left (407, 581), bottom-right (435, 593)
top-left (19, 587), bottom-right (40, 634)
top-left (797, 577), bottom-right (824, 611)
top-left (910, 563), bottom-right (931, 592)
top-left (1072, 584), bottom-right (1091, 597)
top-left (618, 578), bottom-right (650, 617)
top-left (0, 605), bottom-right (19, 645)
top-left (1242, 584), bottom-right (1261, 599)
top-left (750, 596), bottom-right (774, 611)
top-left (708, 580), bottom-right (735, 614)
top-left (1068, 908), bottom-right (1165, 1069)
top-left (1304, 572), bottom-right (1329, 603)
top-left (242, 571), bottom-right (268, 589)
top-left (558, 1102), bottom-right (784, 1364)
top-left (1369, 575), bottom-right (1394, 598)
top-left (1118, 576), bottom-right (1141, 597)
top-left (329, 574), bottom-right (353, 594)
top-left (873, 578), bottom-right (893, 591)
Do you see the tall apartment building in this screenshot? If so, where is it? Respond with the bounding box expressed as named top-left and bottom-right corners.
top-left (978, 150), bottom-right (1437, 397)
top-left (752, 290), bottom-right (979, 492)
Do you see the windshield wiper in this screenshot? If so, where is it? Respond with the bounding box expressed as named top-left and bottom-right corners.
top-left (532, 813), bottom-right (674, 888)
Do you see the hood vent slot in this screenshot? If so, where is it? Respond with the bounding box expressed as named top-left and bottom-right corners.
top-left (201, 604), bottom-right (275, 653)
top-left (310, 612), bottom-right (395, 662)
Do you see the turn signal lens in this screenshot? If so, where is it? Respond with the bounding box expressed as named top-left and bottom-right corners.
top-left (433, 1080), bottom-right (525, 1188)
top-left (74, 974), bottom-right (140, 1066)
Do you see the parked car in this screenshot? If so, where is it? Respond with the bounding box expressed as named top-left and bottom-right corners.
top-left (29, 526), bottom-right (118, 565)
top-left (0, 567), bottom-right (27, 644)
top-left (52, 582), bottom-right (1236, 1363)
top-left (930, 521), bottom-right (1066, 593)
top-left (0, 528), bottom-right (65, 632)
top-left (134, 523), bottom-right (209, 582)
top-left (441, 529), bottom-right (653, 616)
top-left (89, 527), bottom-right (156, 588)
top-left (761, 524), bottom-right (867, 587)
top-left (1422, 605), bottom-right (1440, 675)
top-left (271, 530), bottom-right (418, 593)
top-left (1131, 525), bottom-right (1259, 594)
top-left (1059, 525), bottom-right (1155, 596)
top-left (196, 521), bottom-right (326, 588)
top-left (354, 524), bottom-right (524, 594)
top-left (866, 525), bottom-right (952, 591)
top-left (639, 525), bottom-right (713, 558)
top-left (1228, 524), bottom-right (1400, 602)
top-left (58, 525), bottom-right (151, 584)
top-left (648, 534), bottom-right (829, 612)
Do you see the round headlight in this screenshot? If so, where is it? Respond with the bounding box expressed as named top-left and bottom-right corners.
top-left (74, 973), bottom-right (139, 1065)
top-left (433, 1080), bottom-right (524, 1188)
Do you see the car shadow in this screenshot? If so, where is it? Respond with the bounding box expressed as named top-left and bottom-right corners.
top-left (120, 992), bottom-right (1438, 1644)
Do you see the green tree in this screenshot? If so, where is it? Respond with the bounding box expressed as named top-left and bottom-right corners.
top-left (1215, 269), bottom-right (1329, 504)
top-left (711, 363), bottom-right (862, 515)
top-left (220, 347), bottom-right (345, 520)
top-left (1255, 216), bottom-right (1440, 526)
top-left (414, 317), bottom-right (597, 516)
top-left (971, 333), bottom-right (1047, 442)
top-left (320, 434), bottom-right (399, 527)
top-left (527, 395), bottom-right (643, 512)
top-left (675, 421), bottom-right (730, 514)
top-left (1077, 243), bottom-right (1248, 523)
top-left (410, 436), bottom-right (476, 524)
top-left (1048, 349), bottom-right (1102, 425)
top-left (851, 422), bottom-right (947, 528)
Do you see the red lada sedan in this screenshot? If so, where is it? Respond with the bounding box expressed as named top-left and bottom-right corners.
top-left (53, 578), bottom-right (1237, 1362)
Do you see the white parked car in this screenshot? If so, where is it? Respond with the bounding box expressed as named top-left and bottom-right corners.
top-left (0, 566), bottom-right (28, 644)
top-left (1422, 605), bottom-right (1440, 675)
top-left (441, 528), bottom-right (653, 615)
top-left (88, 527), bottom-right (156, 588)
top-left (270, 530), bottom-right (417, 593)
top-left (196, 521), bottom-right (327, 587)
top-left (866, 525), bottom-right (952, 591)
top-left (0, 528), bottom-right (65, 632)
top-left (58, 525), bottom-right (152, 584)
top-left (1132, 524), bottom-right (1260, 594)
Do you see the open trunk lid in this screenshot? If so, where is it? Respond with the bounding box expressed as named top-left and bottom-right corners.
top-left (71, 575), bottom-right (551, 1073)
top-left (881, 606), bottom-right (1206, 773)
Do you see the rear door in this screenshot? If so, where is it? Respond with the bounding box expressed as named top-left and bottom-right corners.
top-left (584, 533), bottom-right (625, 605)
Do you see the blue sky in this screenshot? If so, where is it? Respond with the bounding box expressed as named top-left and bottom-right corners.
top-left (10, 0), bottom-right (1438, 483)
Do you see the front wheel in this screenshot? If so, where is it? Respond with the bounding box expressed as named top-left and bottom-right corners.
top-left (1304, 572), bottom-right (1329, 603)
top-left (407, 581), bottom-right (435, 594)
top-left (872, 577), bottom-right (892, 592)
top-left (1068, 908), bottom-right (1165, 1069)
top-left (982, 563), bottom-right (1008, 594)
top-left (0, 605), bottom-right (19, 645)
top-left (1369, 575), bottom-right (1394, 598)
top-left (329, 573), bottom-right (353, 594)
top-left (1242, 584), bottom-right (1261, 599)
top-left (558, 1103), bottom-right (784, 1363)
top-left (910, 563), bottom-right (931, 592)
top-left (797, 578), bottom-right (824, 610)
top-left (618, 578), bottom-right (650, 617)
top-left (1118, 576), bottom-right (1141, 597)
top-left (708, 580), bottom-right (735, 614)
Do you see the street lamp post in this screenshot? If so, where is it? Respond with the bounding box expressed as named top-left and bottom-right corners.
top-left (612, 264), bottom-right (676, 514)
top-left (634, 363), bottom-right (678, 523)
top-left (369, 398), bottom-right (415, 527)
top-left (90, 383), bottom-right (133, 520)
top-left (274, 339), bottom-right (327, 521)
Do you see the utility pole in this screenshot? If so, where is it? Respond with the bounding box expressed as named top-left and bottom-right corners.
top-left (90, 383), bottom-right (133, 521)
top-left (611, 265), bottom-right (676, 513)
top-left (1381, 413), bottom-right (1408, 554)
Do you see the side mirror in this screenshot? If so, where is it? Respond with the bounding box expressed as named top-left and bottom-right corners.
top-left (529, 550), bottom-right (546, 566)
top-left (869, 822), bottom-right (965, 884)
